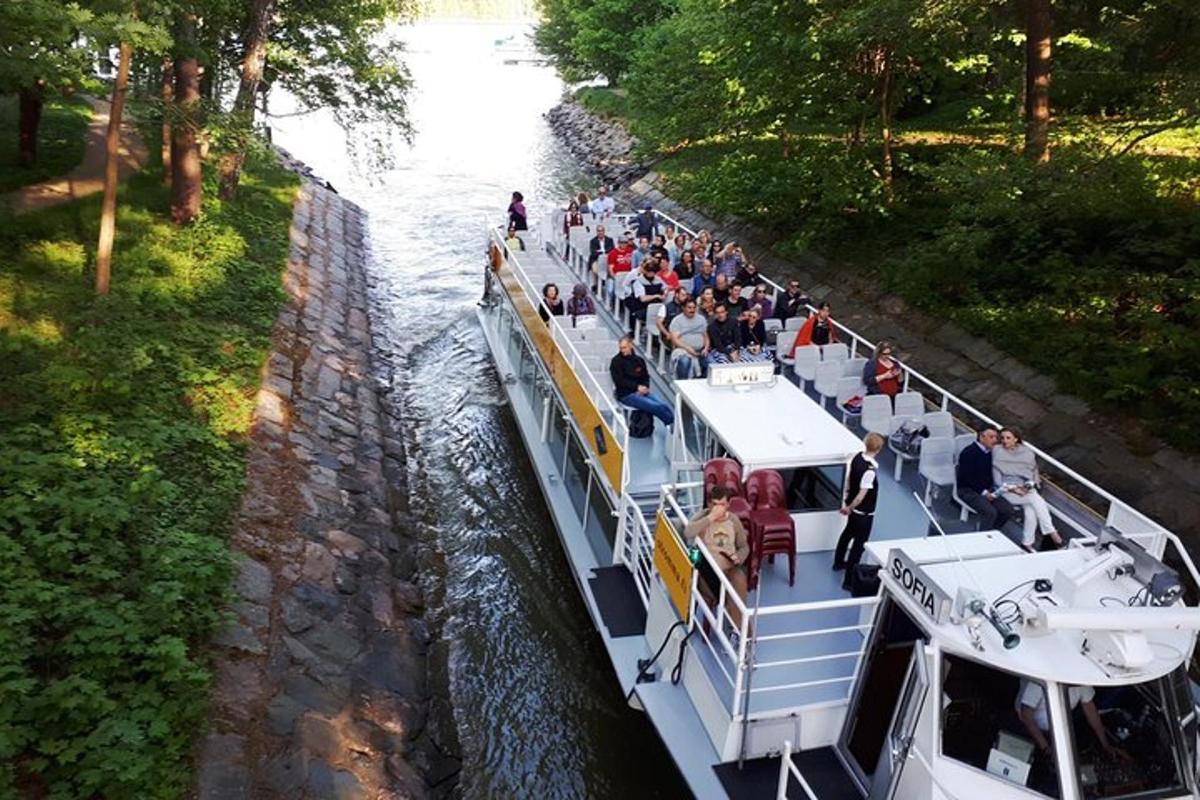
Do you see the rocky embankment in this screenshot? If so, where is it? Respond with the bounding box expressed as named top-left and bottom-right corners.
top-left (546, 98), bottom-right (1199, 540)
top-left (546, 100), bottom-right (647, 187)
top-left (194, 180), bottom-right (459, 798)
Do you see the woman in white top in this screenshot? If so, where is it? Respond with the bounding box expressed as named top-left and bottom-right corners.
top-left (993, 428), bottom-right (1062, 550)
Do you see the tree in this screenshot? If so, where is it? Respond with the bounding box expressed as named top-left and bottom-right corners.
top-left (217, 0), bottom-right (275, 199)
top-left (533, 0), bottom-right (672, 85)
top-left (1024, 0), bottom-right (1052, 162)
top-left (0, 1), bottom-right (95, 166)
top-left (171, 9), bottom-right (203, 225)
top-left (95, 40), bottom-right (132, 295)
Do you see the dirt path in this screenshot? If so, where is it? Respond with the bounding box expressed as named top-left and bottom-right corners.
top-left (0, 95), bottom-right (148, 215)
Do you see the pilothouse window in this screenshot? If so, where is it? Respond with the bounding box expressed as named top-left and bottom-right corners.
top-left (780, 465), bottom-right (845, 512)
top-left (940, 654), bottom-right (1063, 798)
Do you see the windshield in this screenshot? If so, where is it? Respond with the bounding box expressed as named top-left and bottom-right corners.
top-left (1073, 666), bottom-right (1197, 799)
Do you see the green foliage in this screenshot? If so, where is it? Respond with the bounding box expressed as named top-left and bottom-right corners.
top-left (533, 0), bottom-right (674, 84)
top-left (0, 142), bottom-right (298, 796)
top-left (574, 87), bottom-right (630, 120)
top-left (0, 94), bottom-right (93, 192)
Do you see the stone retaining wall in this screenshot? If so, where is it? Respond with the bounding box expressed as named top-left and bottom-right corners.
top-left (548, 98), bottom-right (1199, 543)
top-left (194, 182), bottom-right (457, 798)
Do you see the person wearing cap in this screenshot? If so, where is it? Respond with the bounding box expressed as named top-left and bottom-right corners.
top-left (634, 204), bottom-right (658, 239)
top-left (606, 234), bottom-right (636, 278)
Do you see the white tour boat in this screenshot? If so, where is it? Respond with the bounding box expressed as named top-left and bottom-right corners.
top-left (477, 209), bottom-right (1200, 800)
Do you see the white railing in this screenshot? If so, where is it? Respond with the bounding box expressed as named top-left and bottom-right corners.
top-left (777, 740), bottom-right (820, 800)
top-left (490, 224), bottom-right (631, 494)
top-left (595, 207), bottom-right (1181, 549)
top-left (657, 484), bottom-right (879, 720)
top-left (616, 491), bottom-right (655, 609)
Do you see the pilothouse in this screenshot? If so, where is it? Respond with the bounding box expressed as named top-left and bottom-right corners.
top-left (477, 202), bottom-right (1200, 799)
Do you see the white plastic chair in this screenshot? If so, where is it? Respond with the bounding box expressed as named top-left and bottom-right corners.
top-left (923, 410), bottom-right (955, 440)
top-left (893, 391), bottom-right (925, 420)
top-left (784, 316), bottom-right (807, 331)
top-left (836, 377), bottom-right (866, 425)
top-left (814, 361), bottom-right (843, 409)
top-left (861, 395), bottom-right (893, 436)
top-left (919, 436), bottom-right (957, 505)
top-left (821, 343), bottom-right (849, 363)
top-left (643, 302), bottom-right (664, 351)
top-left (763, 318), bottom-right (783, 333)
top-left (776, 330), bottom-right (800, 371)
top-left (844, 356), bottom-right (867, 378)
top-left (792, 345), bottom-right (821, 391)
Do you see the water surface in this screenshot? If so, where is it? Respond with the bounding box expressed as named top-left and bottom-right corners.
top-left (272, 21), bottom-right (687, 799)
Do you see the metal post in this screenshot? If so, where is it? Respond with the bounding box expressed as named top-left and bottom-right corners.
top-left (738, 580), bottom-right (765, 768)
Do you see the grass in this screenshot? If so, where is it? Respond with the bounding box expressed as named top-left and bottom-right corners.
top-left (0, 94), bottom-right (94, 193)
top-left (575, 85), bottom-right (632, 120)
top-left (0, 136), bottom-right (298, 797)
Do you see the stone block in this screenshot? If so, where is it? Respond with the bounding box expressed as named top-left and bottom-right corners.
top-left (302, 542), bottom-right (337, 587)
top-left (994, 390), bottom-right (1048, 426)
top-left (235, 557), bottom-right (273, 605)
top-left (213, 621), bottom-right (265, 656)
top-left (195, 734), bottom-right (249, 800)
top-left (1051, 393), bottom-right (1090, 417)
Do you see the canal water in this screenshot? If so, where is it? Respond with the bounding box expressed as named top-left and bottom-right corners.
top-left (271, 20), bottom-right (687, 799)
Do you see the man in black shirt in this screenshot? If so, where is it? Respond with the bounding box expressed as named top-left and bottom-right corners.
top-left (725, 282), bottom-right (749, 320)
top-left (773, 279), bottom-right (812, 322)
top-left (832, 433), bottom-right (885, 588)
top-left (609, 336), bottom-right (674, 428)
top-left (705, 303), bottom-right (742, 365)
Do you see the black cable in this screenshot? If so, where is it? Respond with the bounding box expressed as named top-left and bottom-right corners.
top-left (671, 628), bottom-right (695, 685)
top-left (626, 620), bottom-right (687, 702)
top-left (992, 578), bottom-right (1038, 607)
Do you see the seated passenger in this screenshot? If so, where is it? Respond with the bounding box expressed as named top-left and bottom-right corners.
top-left (676, 250), bottom-right (696, 280)
top-left (748, 285), bottom-right (773, 320)
top-left (788, 301), bottom-right (838, 357)
top-left (956, 427), bottom-right (1015, 530)
top-left (655, 257), bottom-right (681, 290)
top-left (773, 279), bottom-right (811, 322)
top-left (735, 261), bottom-right (765, 287)
top-left (606, 234), bottom-right (636, 280)
top-left (504, 226), bottom-right (525, 252)
top-left (630, 260), bottom-right (667, 328)
top-left (657, 287), bottom-right (690, 343)
top-left (725, 281), bottom-right (749, 319)
top-left (684, 486), bottom-right (750, 632)
top-left (994, 428), bottom-right (1063, 550)
top-left (649, 234), bottom-right (669, 261)
top-left (669, 297), bottom-right (709, 380)
top-left (565, 284), bottom-right (595, 321)
top-left (713, 273), bottom-right (731, 305)
top-left (538, 282), bottom-right (564, 322)
top-left (698, 290), bottom-right (716, 320)
top-left (587, 224), bottom-right (614, 270)
top-left (862, 339), bottom-right (902, 398)
top-left (631, 236), bottom-right (652, 271)
top-left (691, 258), bottom-right (716, 296)
top-left (562, 200), bottom-right (584, 235)
top-left (609, 336), bottom-right (675, 428)
top-left (1016, 681), bottom-right (1131, 763)
top-left (706, 302), bottom-right (742, 365)
top-left (737, 307), bottom-right (773, 363)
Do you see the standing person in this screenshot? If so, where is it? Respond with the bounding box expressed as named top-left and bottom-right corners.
top-left (788, 301), bottom-right (837, 358)
top-left (591, 185), bottom-right (615, 220)
top-left (994, 428), bottom-right (1063, 550)
top-left (538, 283), bottom-right (564, 322)
top-left (773, 280), bottom-right (812, 322)
top-left (862, 340), bottom-right (903, 398)
top-left (684, 486), bottom-right (750, 633)
top-left (669, 297), bottom-right (709, 379)
top-left (715, 242), bottom-right (743, 279)
top-left (634, 204), bottom-right (658, 239)
top-left (955, 427), bottom-right (1015, 530)
top-left (507, 191), bottom-right (527, 231)
top-left (609, 336), bottom-right (674, 428)
top-left (833, 433), bottom-right (885, 588)
top-left (587, 224), bottom-right (614, 270)
top-left (563, 200), bottom-right (584, 235)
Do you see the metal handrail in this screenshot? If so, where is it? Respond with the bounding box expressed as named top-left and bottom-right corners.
top-left (777, 740), bottom-right (820, 800)
top-left (639, 208), bottom-right (1178, 545)
top-left (490, 225), bottom-right (631, 493)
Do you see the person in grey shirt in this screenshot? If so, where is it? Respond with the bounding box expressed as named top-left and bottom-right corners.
top-left (668, 298), bottom-right (709, 379)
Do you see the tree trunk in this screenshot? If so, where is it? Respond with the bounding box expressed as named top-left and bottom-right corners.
top-left (879, 53), bottom-right (894, 196)
top-left (95, 42), bottom-right (133, 295)
top-left (171, 13), bottom-right (203, 225)
top-left (18, 87), bottom-right (44, 167)
top-left (1024, 0), bottom-right (1052, 163)
top-left (218, 0), bottom-right (275, 200)
top-left (160, 59), bottom-right (173, 183)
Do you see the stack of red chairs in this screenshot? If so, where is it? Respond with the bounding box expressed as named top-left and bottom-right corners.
top-left (743, 469), bottom-right (797, 590)
top-left (702, 457), bottom-right (753, 530)
top-left (701, 459), bottom-right (797, 591)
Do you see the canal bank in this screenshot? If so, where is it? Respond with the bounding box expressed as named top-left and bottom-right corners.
top-left (195, 179), bottom-right (458, 798)
top-left (547, 97), bottom-right (1199, 543)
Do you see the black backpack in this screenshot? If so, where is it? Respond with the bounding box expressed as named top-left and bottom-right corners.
top-left (628, 410), bottom-right (654, 438)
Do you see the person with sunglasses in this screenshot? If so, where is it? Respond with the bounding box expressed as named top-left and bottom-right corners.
top-left (772, 280), bottom-right (811, 322)
top-left (862, 339), bottom-right (902, 398)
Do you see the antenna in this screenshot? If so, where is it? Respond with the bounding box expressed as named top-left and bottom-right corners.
top-left (912, 491), bottom-right (985, 596)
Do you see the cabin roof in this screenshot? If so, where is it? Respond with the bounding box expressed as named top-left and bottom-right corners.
top-left (675, 378), bottom-right (863, 469)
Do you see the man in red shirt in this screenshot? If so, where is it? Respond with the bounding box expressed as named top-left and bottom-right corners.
top-left (606, 234), bottom-right (636, 278)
